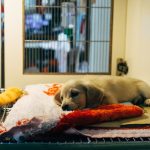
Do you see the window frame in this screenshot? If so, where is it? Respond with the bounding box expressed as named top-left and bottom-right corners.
top-left (23, 0), bottom-right (114, 75)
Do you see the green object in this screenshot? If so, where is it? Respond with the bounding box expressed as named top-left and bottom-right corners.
top-left (1, 142), bottom-right (150, 150)
top-left (64, 28), bottom-right (73, 38)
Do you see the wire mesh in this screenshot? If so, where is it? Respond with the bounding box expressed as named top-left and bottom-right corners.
top-left (24, 0), bottom-right (113, 74)
top-left (0, 89), bottom-right (12, 124)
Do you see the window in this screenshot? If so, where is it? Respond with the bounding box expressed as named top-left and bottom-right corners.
top-left (24, 0), bottom-right (113, 74)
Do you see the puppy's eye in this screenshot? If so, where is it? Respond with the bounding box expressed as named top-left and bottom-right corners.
top-left (60, 96), bottom-right (63, 100)
top-left (70, 91), bottom-right (79, 98)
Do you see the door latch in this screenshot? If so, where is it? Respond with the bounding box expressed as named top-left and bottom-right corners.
top-left (116, 58), bottom-right (128, 76)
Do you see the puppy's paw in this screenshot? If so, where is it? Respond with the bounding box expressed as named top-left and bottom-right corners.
top-left (144, 99), bottom-right (150, 106)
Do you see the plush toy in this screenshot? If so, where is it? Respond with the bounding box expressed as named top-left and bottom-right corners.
top-left (0, 87), bottom-right (25, 106)
top-left (52, 104), bottom-right (144, 132)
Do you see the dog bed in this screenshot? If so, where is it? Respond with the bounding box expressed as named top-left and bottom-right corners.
top-left (0, 83), bottom-right (145, 142)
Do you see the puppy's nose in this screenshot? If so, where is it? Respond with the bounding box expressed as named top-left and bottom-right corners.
top-left (62, 105), bottom-right (71, 111)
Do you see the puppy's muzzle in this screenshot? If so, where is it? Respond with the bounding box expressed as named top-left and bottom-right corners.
top-left (62, 104), bottom-right (72, 111)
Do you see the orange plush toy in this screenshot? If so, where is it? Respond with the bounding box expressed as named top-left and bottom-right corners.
top-left (53, 104), bottom-right (144, 132)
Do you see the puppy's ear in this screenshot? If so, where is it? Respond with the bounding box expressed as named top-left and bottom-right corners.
top-left (54, 90), bottom-right (62, 106)
top-left (84, 84), bottom-right (104, 108)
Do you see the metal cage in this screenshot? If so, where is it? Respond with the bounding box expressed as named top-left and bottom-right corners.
top-left (23, 0), bottom-right (113, 74)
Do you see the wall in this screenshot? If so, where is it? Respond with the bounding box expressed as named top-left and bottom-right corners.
top-left (111, 0), bottom-right (127, 75)
top-left (4, 0), bottom-right (127, 88)
top-left (125, 0), bottom-right (150, 84)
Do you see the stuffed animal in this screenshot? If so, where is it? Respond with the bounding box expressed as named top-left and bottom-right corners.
top-left (52, 104), bottom-right (144, 132)
top-left (0, 87), bottom-right (25, 106)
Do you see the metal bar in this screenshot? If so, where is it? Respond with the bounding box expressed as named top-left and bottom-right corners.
top-left (85, 0), bottom-right (90, 64)
top-left (25, 40), bottom-right (111, 42)
top-left (28, 5), bottom-right (112, 9)
top-left (1, 0), bottom-right (5, 88)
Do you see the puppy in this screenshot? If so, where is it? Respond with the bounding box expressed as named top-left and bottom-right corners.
top-left (54, 76), bottom-right (150, 111)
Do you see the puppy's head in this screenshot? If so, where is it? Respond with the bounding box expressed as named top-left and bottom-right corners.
top-left (54, 79), bottom-right (104, 111)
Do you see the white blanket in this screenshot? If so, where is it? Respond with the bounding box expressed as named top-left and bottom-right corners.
top-left (3, 84), bottom-right (67, 130)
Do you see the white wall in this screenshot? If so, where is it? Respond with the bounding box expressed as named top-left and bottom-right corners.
top-left (4, 0), bottom-right (126, 88)
top-left (125, 0), bottom-right (150, 84)
top-left (111, 0), bottom-right (127, 75)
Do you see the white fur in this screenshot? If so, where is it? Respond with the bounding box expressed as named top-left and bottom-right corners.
top-left (3, 84), bottom-right (65, 130)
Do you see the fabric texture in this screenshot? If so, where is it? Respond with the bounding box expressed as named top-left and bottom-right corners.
top-left (0, 83), bottom-right (147, 141)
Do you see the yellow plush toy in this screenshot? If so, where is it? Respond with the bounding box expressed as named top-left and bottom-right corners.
top-left (0, 87), bottom-right (25, 106)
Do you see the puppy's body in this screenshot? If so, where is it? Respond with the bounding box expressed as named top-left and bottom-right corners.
top-left (54, 76), bottom-right (150, 110)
